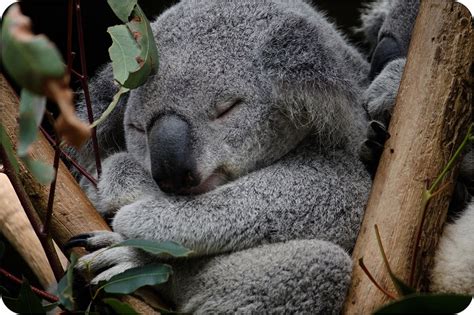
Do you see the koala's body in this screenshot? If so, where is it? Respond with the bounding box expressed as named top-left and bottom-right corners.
top-left (65, 0), bottom-right (469, 313)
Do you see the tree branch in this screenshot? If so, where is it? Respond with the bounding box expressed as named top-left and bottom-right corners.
top-left (343, 1), bottom-right (473, 313)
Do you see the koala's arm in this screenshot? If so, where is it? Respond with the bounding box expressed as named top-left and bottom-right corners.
top-left (101, 146), bottom-right (370, 257)
top-left (359, 0), bottom-right (420, 169)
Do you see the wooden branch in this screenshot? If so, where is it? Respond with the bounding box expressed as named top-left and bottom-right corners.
top-left (0, 74), bottom-right (165, 312)
top-left (343, 1), bottom-right (473, 313)
top-left (0, 173), bottom-right (68, 288)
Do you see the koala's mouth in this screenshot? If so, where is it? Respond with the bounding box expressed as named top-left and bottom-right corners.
top-left (178, 170), bottom-right (229, 195)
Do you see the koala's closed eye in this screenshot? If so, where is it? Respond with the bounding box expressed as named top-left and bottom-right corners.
top-left (215, 97), bottom-right (243, 120)
top-left (127, 123), bottom-right (145, 133)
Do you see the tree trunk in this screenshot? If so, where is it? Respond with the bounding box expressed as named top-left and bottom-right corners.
top-left (0, 74), bottom-right (163, 313)
top-left (343, 0), bottom-right (473, 313)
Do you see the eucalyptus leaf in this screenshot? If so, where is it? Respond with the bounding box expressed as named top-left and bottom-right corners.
top-left (107, 0), bottom-right (138, 23)
top-left (122, 5), bottom-right (159, 89)
top-left (2, 278), bottom-right (45, 314)
top-left (103, 264), bottom-right (172, 294)
top-left (108, 25), bottom-right (141, 86)
top-left (1, 4), bottom-right (65, 94)
top-left (103, 298), bottom-right (139, 315)
top-left (22, 156), bottom-right (55, 185)
top-left (18, 89), bottom-right (46, 157)
top-left (0, 124), bottom-right (20, 174)
top-left (374, 294), bottom-right (472, 314)
top-left (56, 253), bottom-right (78, 311)
top-left (112, 239), bottom-right (193, 257)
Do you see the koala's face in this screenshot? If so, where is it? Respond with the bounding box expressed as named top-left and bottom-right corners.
top-left (124, 1), bottom-right (310, 195)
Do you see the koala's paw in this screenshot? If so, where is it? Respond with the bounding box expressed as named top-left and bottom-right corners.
top-left (65, 231), bottom-right (145, 284)
top-left (363, 58), bottom-right (406, 126)
top-left (359, 120), bottom-right (390, 176)
top-left (96, 152), bottom-right (161, 216)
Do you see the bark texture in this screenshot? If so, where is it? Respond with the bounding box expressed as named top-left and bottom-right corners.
top-left (343, 1), bottom-right (473, 313)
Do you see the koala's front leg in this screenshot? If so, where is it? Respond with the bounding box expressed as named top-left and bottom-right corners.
top-left (93, 152), bottom-right (162, 216)
top-left (112, 148), bottom-right (371, 257)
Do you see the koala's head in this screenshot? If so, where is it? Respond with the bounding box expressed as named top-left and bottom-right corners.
top-left (123, 0), bottom-right (365, 195)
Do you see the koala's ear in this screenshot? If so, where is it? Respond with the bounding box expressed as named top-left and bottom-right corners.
top-left (258, 13), bottom-right (345, 87)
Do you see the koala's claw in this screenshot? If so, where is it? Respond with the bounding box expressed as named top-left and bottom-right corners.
top-left (64, 231), bottom-right (125, 252)
top-left (71, 231), bottom-right (151, 284)
top-left (359, 120), bottom-right (390, 176)
top-left (63, 233), bottom-right (93, 251)
top-left (367, 120), bottom-right (390, 143)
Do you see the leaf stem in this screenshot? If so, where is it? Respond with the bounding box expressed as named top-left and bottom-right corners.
top-left (409, 123), bottom-right (473, 286)
top-left (43, 140), bottom-right (61, 236)
top-left (358, 258), bottom-right (396, 300)
top-left (0, 267), bottom-right (59, 303)
top-left (90, 86), bottom-right (130, 128)
top-left (75, 0), bottom-right (102, 178)
top-left (428, 123), bottom-right (473, 195)
top-left (40, 127), bottom-right (97, 187)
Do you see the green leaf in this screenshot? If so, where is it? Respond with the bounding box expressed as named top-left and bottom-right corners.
top-left (103, 264), bottom-right (172, 294)
top-left (0, 124), bottom-right (20, 174)
top-left (18, 89), bottom-right (46, 157)
top-left (22, 156), bottom-right (55, 185)
top-left (1, 4), bottom-right (65, 94)
top-left (56, 253), bottom-right (78, 311)
top-left (122, 5), bottom-right (159, 89)
top-left (103, 298), bottom-right (139, 315)
top-left (374, 225), bottom-right (416, 296)
top-left (107, 25), bottom-right (141, 86)
top-left (107, 0), bottom-right (137, 23)
top-left (374, 294), bottom-right (472, 314)
top-left (2, 278), bottom-right (46, 314)
top-left (90, 86), bottom-right (130, 128)
top-left (112, 239), bottom-right (193, 257)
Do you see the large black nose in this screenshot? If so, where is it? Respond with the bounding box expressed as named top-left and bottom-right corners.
top-left (148, 115), bottom-right (200, 193)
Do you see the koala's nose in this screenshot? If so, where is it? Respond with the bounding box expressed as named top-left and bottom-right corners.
top-left (148, 115), bottom-right (200, 193)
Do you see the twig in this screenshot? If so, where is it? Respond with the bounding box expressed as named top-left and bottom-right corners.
top-left (66, 0), bottom-right (73, 76)
top-left (358, 258), bottom-right (396, 300)
top-left (75, 0), bottom-right (102, 177)
top-left (0, 267), bottom-right (59, 303)
top-left (40, 127), bottom-right (98, 187)
top-left (409, 123), bottom-right (474, 286)
top-left (43, 143), bottom-right (61, 236)
top-left (0, 144), bottom-right (64, 281)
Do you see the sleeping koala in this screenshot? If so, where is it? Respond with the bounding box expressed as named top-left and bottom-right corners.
top-left (68, 0), bottom-right (420, 313)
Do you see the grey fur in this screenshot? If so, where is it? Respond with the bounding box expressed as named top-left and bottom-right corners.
top-left (364, 58), bottom-right (406, 125)
top-left (71, 0), bottom-right (421, 312)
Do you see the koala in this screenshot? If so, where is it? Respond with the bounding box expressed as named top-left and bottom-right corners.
top-left (67, 0), bottom-right (421, 313)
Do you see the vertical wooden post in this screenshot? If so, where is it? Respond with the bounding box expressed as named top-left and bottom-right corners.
top-left (343, 1), bottom-right (473, 313)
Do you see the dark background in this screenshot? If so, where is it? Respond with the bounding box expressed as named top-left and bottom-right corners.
top-left (12, 0), bottom-right (371, 87)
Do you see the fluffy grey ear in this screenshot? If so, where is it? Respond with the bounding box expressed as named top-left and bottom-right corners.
top-left (357, 0), bottom-right (391, 49)
top-left (258, 11), bottom-right (364, 90)
top-left (357, 0), bottom-right (419, 54)
top-left (377, 0), bottom-right (419, 55)
top-left (257, 11), bottom-right (369, 150)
